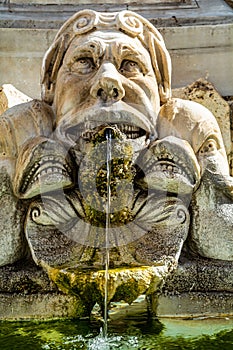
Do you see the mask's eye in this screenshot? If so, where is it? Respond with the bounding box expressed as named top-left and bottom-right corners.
top-left (120, 60), bottom-right (143, 76)
top-left (71, 57), bottom-right (95, 74)
top-left (199, 138), bottom-right (218, 156)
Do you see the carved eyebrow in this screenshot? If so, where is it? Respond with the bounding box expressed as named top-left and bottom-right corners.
top-left (71, 41), bottom-right (105, 62)
top-left (115, 43), bottom-right (150, 73)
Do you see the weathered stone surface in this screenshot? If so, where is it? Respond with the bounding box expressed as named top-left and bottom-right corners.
top-left (0, 170), bottom-right (26, 266)
top-left (153, 257), bottom-right (233, 317)
top-left (161, 257), bottom-right (233, 293)
top-left (0, 293), bottom-right (84, 320)
top-left (156, 292), bottom-right (233, 318)
top-left (188, 171), bottom-right (233, 260)
top-left (172, 79), bottom-right (232, 157)
top-left (227, 96), bottom-right (233, 175)
top-left (45, 265), bottom-right (171, 314)
top-left (0, 260), bottom-right (57, 293)
top-left (0, 84), bottom-right (32, 116)
top-left (1, 84), bottom-right (32, 109)
top-left (0, 260), bottom-right (87, 320)
top-left (0, 87), bottom-right (8, 115)
top-left (5, 0), bottom-right (193, 4)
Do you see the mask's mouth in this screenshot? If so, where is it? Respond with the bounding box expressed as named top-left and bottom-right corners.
top-left (65, 122), bottom-right (147, 143)
top-left (55, 101), bottom-right (157, 146)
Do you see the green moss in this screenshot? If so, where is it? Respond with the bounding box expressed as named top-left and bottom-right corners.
top-left (113, 280), bottom-right (140, 304)
top-left (45, 265), bottom-right (159, 316)
top-left (49, 269), bottom-right (104, 314)
top-left (79, 129), bottom-right (135, 227)
top-left (91, 126), bottom-right (124, 146)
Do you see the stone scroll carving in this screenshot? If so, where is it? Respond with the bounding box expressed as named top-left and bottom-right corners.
top-left (0, 9), bottom-right (233, 277)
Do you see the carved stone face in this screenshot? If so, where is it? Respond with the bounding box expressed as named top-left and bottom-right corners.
top-left (54, 31), bottom-right (160, 142)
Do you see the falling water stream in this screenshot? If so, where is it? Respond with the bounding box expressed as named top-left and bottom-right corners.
top-left (103, 128), bottom-right (112, 339)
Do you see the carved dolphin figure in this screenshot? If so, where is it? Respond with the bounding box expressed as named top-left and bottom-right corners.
top-left (0, 100), bottom-right (54, 266)
top-left (157, 97), bottom-right (233, 260)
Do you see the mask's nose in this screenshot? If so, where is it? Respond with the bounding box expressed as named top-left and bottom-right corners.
top-left (90, 62), bottom-right (125, 102)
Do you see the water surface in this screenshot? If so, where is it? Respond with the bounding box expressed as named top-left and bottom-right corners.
top-left (1, 314), bottom-right (233, 349)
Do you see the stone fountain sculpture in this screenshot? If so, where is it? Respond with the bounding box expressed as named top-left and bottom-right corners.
top-left (0, 10), bottom-right (233, 318)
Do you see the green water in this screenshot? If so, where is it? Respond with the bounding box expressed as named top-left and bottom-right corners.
top-left (1, 316), bottom-right (233, 350)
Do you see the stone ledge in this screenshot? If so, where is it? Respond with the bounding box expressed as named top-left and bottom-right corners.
top-left (161, 257), bottom-right (233, 293)
top-left (151, 256), bottom-right (233, 318)
top-left (156, 292), bottom-right (233, 318)
top-left (0, 0), bottom-right (232, 29)
top-left (0, 293), bottom-right (84, 320)
top-left (0, 260), bottom-right (57, 294)
top-left (1, 257), bottom-right (233, 320)
top-left (2, 0), bottom-right (196, 6)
